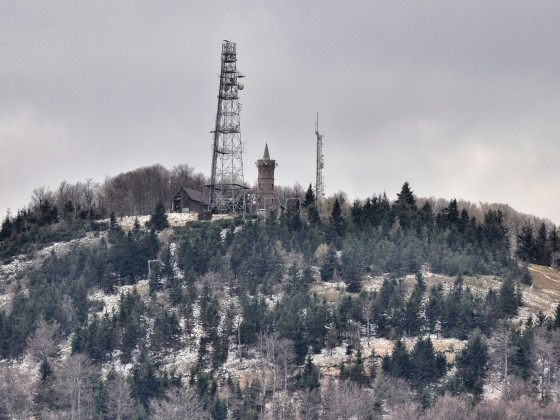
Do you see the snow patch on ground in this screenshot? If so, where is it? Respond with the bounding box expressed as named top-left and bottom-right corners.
top-left (0, 232), bottom-right (105, 309)
top-left (90, 279), bottom-right (150, 317)
top-left (106, 212), bottom-right (234, 231)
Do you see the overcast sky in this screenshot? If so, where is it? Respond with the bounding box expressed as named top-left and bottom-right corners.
top-left (1, 1), bottom-right (559, 224)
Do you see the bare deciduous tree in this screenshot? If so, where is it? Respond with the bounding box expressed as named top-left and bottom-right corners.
top-left (321, 379), bottom-right (371, 420)
top-left (531, 328), bottom-right (555, 402)
top-left (490, 321), bottom-right (517, 396)
top-left (420, 395), bottom-right (472, 420)
top-left (26, 319), bottom-right (60, 363)
top-left (102, 163), bottom-right (208, 217)
top-left (474, 397), bottom-right (559, 420)
top-left (264, 390), bottom-right (295, 420)
top-left (298, 388), bottom-right (321, 420)
top-left (150, 388), bottom-right (208, 420)
top-left (501, 377), bottom-right (534, 402)
top-left (105, 373), bottom-right (136, 420)
top-left (60, 295), bottom-right (78, 335)
top-left (56, 353), bottom-right (97, 420)
top-left (276, 338), bottom-right (295, 392)
top-left (362, 295), bottom-right (375, 344)
top-left (385, 403), bottom-right (419, 420)
top-left (32, 186), bottom-right (53, 208)
top-left (0, 366), bottom-right (34, 420)
top-left (373, 371), bottom-right (414, 412)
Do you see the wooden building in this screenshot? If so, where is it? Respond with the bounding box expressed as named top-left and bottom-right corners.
top-left (172, 187), bottom-right (208, 213)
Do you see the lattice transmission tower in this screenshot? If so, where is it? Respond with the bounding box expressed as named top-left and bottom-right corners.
top-left (208, 40), bottom-right (247, 213)
top-left (315, 112), bottom-right (325, 203)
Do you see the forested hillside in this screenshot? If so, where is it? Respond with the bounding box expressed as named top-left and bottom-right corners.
top-left (2, 177), bottom-right (560, 419)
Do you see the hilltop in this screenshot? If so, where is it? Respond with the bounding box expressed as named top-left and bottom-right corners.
top-left (1, 179), bottom-right (560, 419)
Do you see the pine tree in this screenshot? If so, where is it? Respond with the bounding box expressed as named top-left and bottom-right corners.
top-left (395, 182), bottom-right (416, 209)
top-left (307, 204), bottom-right (321, 227)
top-left (498, 277), bottom-right (520, 317)
top-left (320, 245), bottom-right (338, 282)
top-left (440, 199), bottom-right (460, 229)
top-left (303, 184), bottom-right (315, 207)
top-left (535, 223), bottom-right (551, 266)
top-left (455, 329), bottom-right (488, 397)
top-left (149, 201), bottom-right (169, 231)
top-left (550, 226), bottom-right (560, 254)
top-left (409, 337), bottom-right (446, 388)
top-left (35, 357), bottom-right (56, 410)
top-left (403, 273), bottom-right (426, 336)
top-left (554, 302), bottom-right (560, 330)
top-left (129, 347), bottom-right (164, 410)
top-left (520, 263), bottom-right (533, 286)
top-left (426, 284), bottom-right (444, 333)
top-left (340, 245), bottom-right (362, 293)
top-left (346, 348), bottom-right (369, 387)
top-left (329, 198), bottom-right (345, 243)
top-left (0, 214), bottom-right (14, 240)
top-left (298, 355), bottom-right (320, 391)
top-left (419, 201), bottom-right (434, 230)
top-left (394, 182), bottom-right (417, 230)
top-left (383, 338), bottom-right (411, 381)
top-left (517, 225), bottom-right (535, 262)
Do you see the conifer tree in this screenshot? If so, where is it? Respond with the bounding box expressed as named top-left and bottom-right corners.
top-left (520, 263), bottom-right (533, 286)
top-left (298, 355), bottom-right (320, 391)
top-left (0, 214), bottom-right (14, 240)
top-left (382, 338), bottom-right (411, 381)
top-left (149, 201), bottom-right (169, 231)
top-left (329, 198), bottom-right (345, 243)
top-left (498, 277), bottom-right (520, 317)
top-left (129, 347), bottom-right (164, 410)
top-left (455, 329), bottom-right (488, 397)
top-left (340, 348), bottom-right (369, 387)
top-left (535, 223), bottom-right (551, 266)
top-left (320, 245), bottom-right (338, 282)
top-left (409, 337), bottom-right (446, 388)
top-left (517, 225), bottom-right (535, 262)
top-left (307, 204), bottom-right (321, 227)
top-left (555, 302), bottom-right (560, 330)
top-left (395, 182), bottom-right (416, 209)
top-left (303, 184), bottom-right (315, 207)
top-left (394, 182), bottom-right (417, 229)
top-left (403, 273), bottom-right (426, 336)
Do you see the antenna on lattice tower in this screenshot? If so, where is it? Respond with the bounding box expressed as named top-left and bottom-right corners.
top-left (207, 40), bottom-right (248, 213)
top-left (315, 112), bottom-right (325, 203)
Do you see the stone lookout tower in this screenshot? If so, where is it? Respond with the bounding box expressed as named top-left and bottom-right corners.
top-left (256, 143), bottom-right (278, 216)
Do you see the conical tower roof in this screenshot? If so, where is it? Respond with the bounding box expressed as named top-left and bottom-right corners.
top-left (263, 143), bottom-right (270, 159)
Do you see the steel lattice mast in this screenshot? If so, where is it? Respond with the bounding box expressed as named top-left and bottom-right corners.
top-left (315, 112), bottom-right (325, 203)
top-left (208, 40), bottom-right (247, 213)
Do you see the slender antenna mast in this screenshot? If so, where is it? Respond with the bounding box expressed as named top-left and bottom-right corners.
top-left (315, 112), bottom-right (325, 203)
top-left (207, 40), bottom-right (247, 213)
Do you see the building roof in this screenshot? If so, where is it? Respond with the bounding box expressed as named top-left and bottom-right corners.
top-left (177, 187), bottom-right (206, 204)
top-left (263, 143), bottom-right (270, 159)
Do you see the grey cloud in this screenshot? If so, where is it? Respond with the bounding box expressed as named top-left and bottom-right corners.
top-left (1, 1), bottom-right (559, 224)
